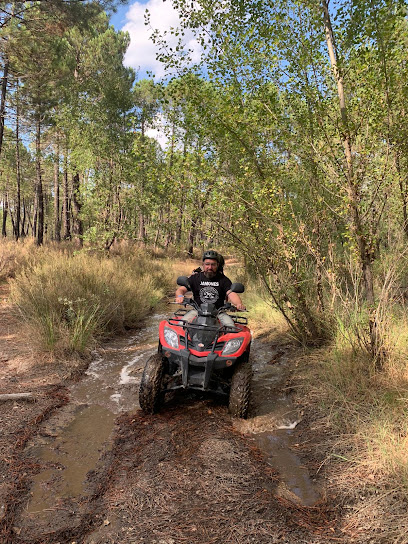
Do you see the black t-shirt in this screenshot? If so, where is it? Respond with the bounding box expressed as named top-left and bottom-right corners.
top-left (188, 272), bottom-right (232, 309)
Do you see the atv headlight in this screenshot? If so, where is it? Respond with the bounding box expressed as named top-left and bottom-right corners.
top-left (164, 327), bottom-right (179, 349)
top-left (222, 337), bottom-right (243, 355)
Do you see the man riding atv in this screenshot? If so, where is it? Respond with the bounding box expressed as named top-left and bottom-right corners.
top-left (175, 250), bottom-right (246, 328)
top-left (138, 249), bottom-right (252, 418)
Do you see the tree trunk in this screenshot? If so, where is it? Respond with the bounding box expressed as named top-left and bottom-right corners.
top-left (322, 0), bottom-right (379, 363)
top-left (0, 55), bottom-right (9, 158)
top-left (62, 148), bottom-right (71, 240)
top-left (187, 215), bottom-right (198, 258)
top-left (322, 0), bottom-right (374, 302)
top-left (2, 194), bottom-right (8, 237)
top-left (176, 138), bottom-right (187, 246)
top-left (21, 197), bottom-right (27, 237)
top-left (138, 117), bottom-right (147, 246)
top-left (27, 199), bottom-right (35, 236)
top-left (305, 79), bottom-right (325, 315)
top-left (35, 117), bottom-right (44, 246)
top-left (176, 195), bottom-right (185, 246)
top-left (138, 212), bottom-right (146, 244)
top-left (9, 207), bottom-right (16, 237)
top-left (53, 141), bottom-right (61, 241)
top-left (15, 85), bottom-right (21, 241)
top-left (72, 172), bottom-right (83, 247)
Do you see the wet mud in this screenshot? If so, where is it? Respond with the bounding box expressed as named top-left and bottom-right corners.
top-left (15, 310), bottom-right (164, 538)
top-left (239, 342), bottom-right (320, 507)
top-left (3, 306), bottom-right (338, 543)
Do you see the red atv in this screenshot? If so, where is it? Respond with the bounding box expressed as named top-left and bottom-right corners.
top-left (139, 276), bottom-right (252, 418)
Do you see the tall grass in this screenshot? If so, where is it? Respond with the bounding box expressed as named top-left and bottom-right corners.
top-left (0, 238), bottom-right (79, 282)
top-left (307, 266), bottom-right (408, 496)
top-left (10, 248), bottom-right (173, 353)
top-left (0, 238), bottom-right (36, 281)
top-left (245, 291), bottom-right (288, 339)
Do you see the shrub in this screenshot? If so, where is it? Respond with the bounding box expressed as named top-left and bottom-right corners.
top-left (10, 249), bottom-right (173, 353)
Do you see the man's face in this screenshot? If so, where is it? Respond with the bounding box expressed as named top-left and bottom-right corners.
top-left (203, 259), bottom-right (218, 278)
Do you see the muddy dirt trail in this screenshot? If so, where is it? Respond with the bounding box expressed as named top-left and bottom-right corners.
top-left (1, 304), bottom-right (341, 544)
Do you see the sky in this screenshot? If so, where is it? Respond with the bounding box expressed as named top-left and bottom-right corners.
top-left (109, 0), bottom-right (202, 146)
top-left (109, 0), bottom-right (201, 80)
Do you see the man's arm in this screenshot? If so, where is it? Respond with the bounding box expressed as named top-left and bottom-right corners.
top-left (175, 286), bottom-right (188, 303)
top-left (227, 291), bottom-right (246, 310)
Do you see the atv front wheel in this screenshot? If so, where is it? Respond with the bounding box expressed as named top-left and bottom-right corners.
top-left (228, 361), bottom-right (252, 418)
top-left (139, 353), bottom-right (164, 414)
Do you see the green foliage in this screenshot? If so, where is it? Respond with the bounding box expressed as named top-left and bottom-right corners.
top-left (2, 0), bottom-right (408, 356)
top-left (141, 0), bottom-right (408, 353)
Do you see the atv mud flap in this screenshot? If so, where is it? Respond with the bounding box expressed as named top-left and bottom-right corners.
top-left (180, 349), bottom-right (218, 390)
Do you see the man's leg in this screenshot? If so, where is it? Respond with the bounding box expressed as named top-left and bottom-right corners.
top-left (218, 312), bottom-right (235, 328)
top-left (181, 309), bottom-right (198, 323)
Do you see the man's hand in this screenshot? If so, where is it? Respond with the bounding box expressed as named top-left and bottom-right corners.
top-left (175, 295), bottom-right (184, 304)
top-left (227, 291), bottom-right (246, 311)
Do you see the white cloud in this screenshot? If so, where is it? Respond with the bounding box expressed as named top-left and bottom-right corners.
top-left (146, 126), bottom-right (168, 149)
top-left (122, 0), bottom-right (202, 79)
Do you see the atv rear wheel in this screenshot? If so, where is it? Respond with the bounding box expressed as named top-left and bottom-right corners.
top-left (139, 353), bottom-right (164, 414)
top-left (228, 361), bottom-right (252, 418)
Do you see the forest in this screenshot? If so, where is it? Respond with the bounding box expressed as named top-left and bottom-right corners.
top-left (2, 2), bottom-right (408, 540)
top-left (1, 0), bottom-right (408, 356)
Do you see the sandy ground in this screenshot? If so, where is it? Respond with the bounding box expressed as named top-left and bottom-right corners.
top-left (0, 284), bottom-right (357, 544)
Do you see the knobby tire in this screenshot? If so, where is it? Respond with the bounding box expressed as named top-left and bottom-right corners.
top-left (228, 361), bottom-right (252, 419)
top-left (139, 353), bottom-right (164, 414)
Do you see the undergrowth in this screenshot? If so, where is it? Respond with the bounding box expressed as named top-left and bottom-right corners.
top-left (10, 247), bottom-right (173, 353)
top-left (300, 286), bottom-right (408, 541)
top-left (221, 261), bottom-right (289, 340)
top-left (235, 250), bottom-right (408, 540)
top-left (0, 238), bottom-right (37, 281)
top-left (245, 291), bottom-right (288, 340)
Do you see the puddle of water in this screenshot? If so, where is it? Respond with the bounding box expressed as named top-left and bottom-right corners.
top-left (253, 430), bottom-right (319, 506)
top-left (73, 347), bottom-right (155, 413)
top-left (247, 341), bottom-right (320, 506)
top-left (27, 405), bottom-right (115, 515)
top-left (119, 352), bottom-right (146, 385)
top-left (24, 306), bottom-right (168, 516)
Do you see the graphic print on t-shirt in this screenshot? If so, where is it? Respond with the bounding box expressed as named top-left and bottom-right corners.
top-left (199, 284), bottom-right (219, 303)
top-left (189, 272), bottom-right (232, 309)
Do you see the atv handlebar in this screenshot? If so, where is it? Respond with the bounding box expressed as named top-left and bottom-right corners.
top-left (222, 302), bottom-right (247, 313)
top-left (169, 319), bottom-right (239, 334)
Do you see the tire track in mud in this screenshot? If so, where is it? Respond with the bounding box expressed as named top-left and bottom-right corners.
top-left (10, 401), bottom-right (338, 544)
top-left (0, 386), bottom-right (70, 544)
top-left (1, 308), bottom-right (341, 544)
top-left (85, 402), bottom-right (337, 544)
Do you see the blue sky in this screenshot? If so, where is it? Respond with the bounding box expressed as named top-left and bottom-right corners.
top-left (108, 0), bottom-right (201, 79)
top-left (109, 1), bottom-right (138, 31)
top-left (109, 1), bottom-right (199, 144)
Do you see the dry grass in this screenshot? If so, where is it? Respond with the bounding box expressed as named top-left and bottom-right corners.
top-left (9, 244), bottom-right (174, 353)
top-left (247, 294), bottom-right (289, 340)
top-left (170, 257), bottom-right (201, 278)
top-left (283, 252), bottom-right (408, 542)
top-left (296, 309), bottom-right (408, 543)
top-left (0, 238), bottom-right (36, 281)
